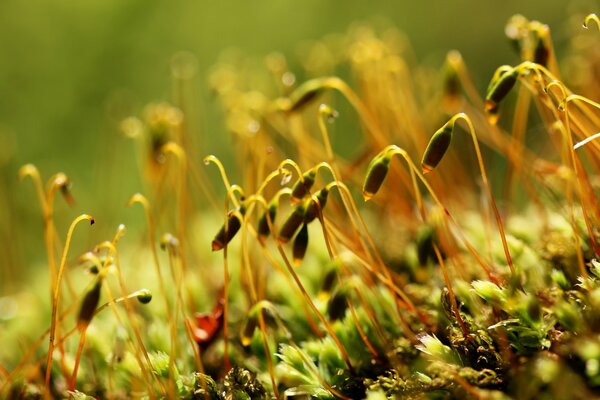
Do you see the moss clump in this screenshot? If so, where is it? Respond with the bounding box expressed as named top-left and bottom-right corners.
top-left (5, 12), bottom-right (600, 400)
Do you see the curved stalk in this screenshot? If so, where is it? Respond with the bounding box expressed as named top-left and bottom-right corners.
top-left (45, 214), bottom-right (94, 387)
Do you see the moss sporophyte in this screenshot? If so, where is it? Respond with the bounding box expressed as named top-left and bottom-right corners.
top-left (6, 12), bottom-right (600, 400)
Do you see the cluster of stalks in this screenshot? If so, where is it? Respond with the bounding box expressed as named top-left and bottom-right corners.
top-left (4, 12), bottom-right (600, 400)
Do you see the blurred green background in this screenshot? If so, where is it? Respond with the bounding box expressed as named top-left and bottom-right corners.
top-left (0, 0), bottom-right (592, 289)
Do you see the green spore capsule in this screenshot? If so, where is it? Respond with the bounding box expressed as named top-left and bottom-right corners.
top-left (421, 121), bottom-right (454, 174)
top-left (362, 152), bottom-right (391, 201)
top-left (485, 67), bottom-right (519, 113)
top-left (286, 78), bottom-right (328, 112)
top-left (240, 312), bottom-right (259, 347)
top-left (485, 65), bottom-right (513, 95)
top-left (487, 65), bottom-right (510, 87)
top-left (136, 289), bottom-right (153, 304)
top-left (442, 51), bottom-right (463, 100)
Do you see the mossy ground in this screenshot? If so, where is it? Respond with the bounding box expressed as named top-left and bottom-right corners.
top-left (3, 12), bottom-right (600, 400)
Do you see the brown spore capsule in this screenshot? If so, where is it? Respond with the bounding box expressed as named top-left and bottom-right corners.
top-left (421, 122), bottom-right (453, 174)
top-left (60, 183), bottom-right (75, 206)
top-left (292, 223), bottom-right (309, 265)
top-left (442, 51), bottom-right (463, 104)
top-left (319, 267), bottom-right (338, 301)
top-left (278, 206), bottom-right (305, 244)
top-left (77, 280), bottom-right (102, 329)
top-left (240, 313), bottom-right (259, 347)
top-left (286, 78), bottom-right (328, 112)
top-left (487, 66), bottom-right (513, 92)
top-left (212, 211), bottom-right (243, 251)
top-left (290, 169), bottom-right (317, 203)
top-left (362, 154), bottom-right (391, 201)
top-left (485, 68), bottom-right (518, 112)
top-left (257, 201), bottom-right (278, 244)
top-left (533, 29), bottom-right (550, 67)
top-left (416, 225), bottom-right (436, 266)
top-left (303, 188), bottom-right (329, 223)
top-left (136, 289), bottom-right (153, 304)
top-left (327, 286), bottom-right (349, 321)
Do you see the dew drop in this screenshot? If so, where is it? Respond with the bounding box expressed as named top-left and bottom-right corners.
top-left (282, 72), bottom-right (296, 87)
top-left (0, 297), bottom-right (17, 321)
top-left (247, 120), bottom-right (260, 134)
top-left (327, 109), bottom-right (339, 124)
top-left (280, 170), bottom-right (292, 185)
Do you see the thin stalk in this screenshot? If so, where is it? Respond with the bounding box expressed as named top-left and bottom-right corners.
top-left (433, 244), bottom-right (470, 338)
top-left (161, 142), bottom-right (190, 274)
top-left (204, 155), bottom-right (239, 208)
top-left (503, 86), bottom-right (532, 211)
top-left (127, 194), bottom-right (180, 361)
top-left (558, 97), bottom-right (596, 283)
top-left (317, 182), bottom-right (416, 340)
top-left (68, 329), bottom-right (88, 391)
top-left (450, 113), bottom-right (515, 275)
top-left (314, 187), bottom-right (397, 347)
top-left (274, 237), bottom-right (354, 373)
top-left (81, 250), bottom-right (157, 398)
top-left (584, 13), bottom-right (600, 30)
top-left (97, 240), bottom-right (164, 396)
top-left (45, 214), bottom-right (94, 387)
top-left (387, 145), bottom-right (497, 281)
top-left (219, 184), bottom-right (245, 371)
top-left (25, 289), bottom-right (155, 392)
top-left (248, 220), bottom-right (323, 337)
top-left (163, 238), bottom-right (183, 399)
top-left (309, 155), bottom-right (421, 314)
